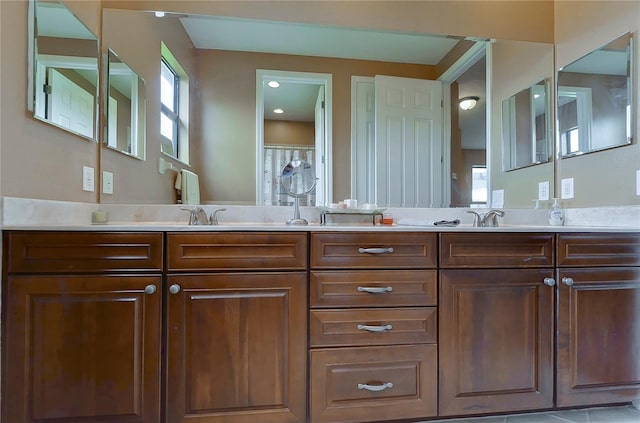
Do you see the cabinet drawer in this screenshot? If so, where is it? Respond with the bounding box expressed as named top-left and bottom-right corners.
top-left (310, 232), bottom-right (437, 269)
top-left (557, 232), bottom-right (640, 267)
top-left (440, 233), bottom-right (554, 268)
top-left (310, 307), bottom-right (436, 347)
top-left (310, 344), bottom-right (437, 423)
top-left (167, 232), bottom-right (307, 271)
top-left (4, 231), bottom-right (163, 273)
top-left (310, 270), bottom-right (436, 307)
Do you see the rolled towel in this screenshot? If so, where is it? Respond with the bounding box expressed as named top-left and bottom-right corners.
top-left (396, 218), bottom-right (460, 227)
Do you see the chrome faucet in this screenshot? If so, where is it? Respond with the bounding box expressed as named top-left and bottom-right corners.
top-left (181, 206), bottom-right (209, 225)
top-left (466, 209), bottom-right (505, 227)
top-left (209, 208), bottom-right (227, 225)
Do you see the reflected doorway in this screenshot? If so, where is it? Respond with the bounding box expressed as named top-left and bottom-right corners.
top-left (256, 70), bottom-right (332, 206)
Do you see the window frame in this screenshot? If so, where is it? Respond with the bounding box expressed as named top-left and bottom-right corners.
top-left (160, 58), bottom-right (179, 156)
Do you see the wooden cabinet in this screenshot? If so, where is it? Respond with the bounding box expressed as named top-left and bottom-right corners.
top-left (556, 233), bottom-right (640, 407)
top-left (439, 233), bottom-right (555, 417)
top-left (309, 232), bottom-right (438, 423)
top-left (2, 231), bottom-right (163, 423)
top-left (165, 232), bottom-right (308, 423)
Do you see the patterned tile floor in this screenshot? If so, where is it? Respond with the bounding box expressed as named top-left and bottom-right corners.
top-left (417, 405), bottom-right (640, 423)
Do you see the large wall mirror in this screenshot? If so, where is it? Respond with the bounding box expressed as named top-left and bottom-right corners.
top-left (29, 0), bottom-right (99, 140)
top-left (558, 32), bottom-right (633, 157)
top-left (106, 49), bottom-right (146, 159)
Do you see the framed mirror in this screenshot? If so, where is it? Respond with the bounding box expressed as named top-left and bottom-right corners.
top-left (30, 0), bottom-right (99, 140)
top-left (106, 49), bottom-right (146, 159)
top-left (502, 78), bottom-right (551, 171)
top-left (558, 32), bottom-right (633, 157)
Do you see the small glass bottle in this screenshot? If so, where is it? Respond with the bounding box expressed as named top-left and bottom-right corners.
top-left (381, 212), bottom-right (394, 225)
top-left (548, 198), bottom-right (565, 226)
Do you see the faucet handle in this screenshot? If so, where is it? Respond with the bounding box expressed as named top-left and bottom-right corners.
top-left (466, 211), bottom-right (482, 227)
top-left (209, 208), bottom-right (227, 225)
top-left (484, 209), bottom-right (505, 227)
top-left (181, 206), bottom-right (204, 225)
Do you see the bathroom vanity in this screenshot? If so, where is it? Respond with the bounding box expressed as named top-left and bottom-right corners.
top-left (2, 228), bottom-right (639, 423)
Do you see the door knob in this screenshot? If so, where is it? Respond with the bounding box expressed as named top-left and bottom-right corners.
top-left (169, 284), bottom-right (181, 294)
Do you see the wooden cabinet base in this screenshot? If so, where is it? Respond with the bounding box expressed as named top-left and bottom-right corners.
top-left (310, 345), bottom-right (437, 423)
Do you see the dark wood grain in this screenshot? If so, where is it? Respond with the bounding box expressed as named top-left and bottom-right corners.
top-left (557, 232), bottom-right (640, 267)
top-left (557, 267), bottom-right (640, 407)
top-left (439, 268), bottom-right (555, 416)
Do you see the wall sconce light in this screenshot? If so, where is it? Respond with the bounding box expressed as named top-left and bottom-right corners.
top-left (459, 96), bottom-right (480, 111)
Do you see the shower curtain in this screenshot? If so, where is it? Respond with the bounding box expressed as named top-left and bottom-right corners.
top-left (263, 145), bottom-right (315, 206)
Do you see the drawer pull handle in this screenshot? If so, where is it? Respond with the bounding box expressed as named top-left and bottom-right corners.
top-left (543, 277), bottom-right (556, 287)
top-left (169, 284), bottom-right (181, 294)
top-left (144, 284), bottom-right (157, 295)
top-left (358, 247), bottom-right (394, 254)
top-left (358, 382), bottom-right (394, 392)
top-left (357, 324), bottom-right (393, 332)
top-left (562, 277), bottom-right (575, 286)
top-left (357, 286), bottom-right (393, 294)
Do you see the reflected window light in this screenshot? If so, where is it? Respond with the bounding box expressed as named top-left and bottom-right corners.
top-left (471, 166), bottom-right (487, 203)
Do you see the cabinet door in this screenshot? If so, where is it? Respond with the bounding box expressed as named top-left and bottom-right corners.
top-left (166, 272), bottom-right (307, 423)
top-left (2, 275), bottom-right (161, 423)
top-left (439, 269), bottom-right (555, 416)
top-left (557, 267), bottom-right (640, 407)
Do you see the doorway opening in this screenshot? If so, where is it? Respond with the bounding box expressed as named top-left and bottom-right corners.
top-left (256, 70), bottom-right (332, 206)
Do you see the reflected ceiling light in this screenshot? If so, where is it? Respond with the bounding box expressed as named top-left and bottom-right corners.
top-left (267, 81), bottom-right (280, 88)
top-left (274, 108), bottom-right (284, 114)
top-left (459, 96), bottom-right (479, 111)
top-left (154, 11), bottom-right (166, 18)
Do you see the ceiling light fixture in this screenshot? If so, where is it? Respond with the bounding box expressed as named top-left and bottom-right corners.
top-left (267, 81), bottom-right (280, 88)
top-left (154, 11), bottom-right (166, 18)
top-left (274, 108), bottom-right (284, 114)
top-left (459, 96), bottom-right (480, 111)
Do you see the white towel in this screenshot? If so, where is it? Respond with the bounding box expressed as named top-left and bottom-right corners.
top-left (181, 170), bottom-right (200, 205)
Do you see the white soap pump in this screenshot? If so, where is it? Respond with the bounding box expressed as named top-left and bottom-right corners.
top-left (548, 198), bottom-right (565, 226)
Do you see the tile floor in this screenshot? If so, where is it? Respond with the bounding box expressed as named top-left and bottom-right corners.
top-left (417, 405), bottom-right (640, 423)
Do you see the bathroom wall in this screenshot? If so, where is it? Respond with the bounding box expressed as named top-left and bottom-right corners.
top-left (554, 0), bottom-right (640, 208)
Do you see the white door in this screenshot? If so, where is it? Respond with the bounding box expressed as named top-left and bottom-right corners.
top-left (48, 68), bottom-right (94, 138)
top-left (374, 75), bottom-right (442, 207)
top-left (350, 76), bottom-right (376, 204)
top-left (314, 86), bottom-right (325, 206)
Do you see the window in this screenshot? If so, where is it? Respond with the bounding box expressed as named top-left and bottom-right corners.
top-left (160, 42), bottom-right (190, 163)
top-left (160, 59), bottom-right (179, 156)
top-left (471, 166), bottom-right (488, 204)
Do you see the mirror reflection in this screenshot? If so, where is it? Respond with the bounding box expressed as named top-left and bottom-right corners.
top-left (558, 32), bottom-right (632, 157)
top-left (502, 79), bottom-right (551, 171)
top-left (106, 49), bottom-right (146, 159)
top-left (32, 0), bottom-right (99, 140)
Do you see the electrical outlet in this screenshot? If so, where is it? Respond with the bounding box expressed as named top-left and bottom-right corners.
top-left (561, 177), bottom-right (574, 199)
top-left (102, 171), bottom-right (114, 195)
top-left (538, 181), bottom-right (550, 201)
top-left (492, 189), bottom-right (504, 208)
top-left (82, 166), bottom-right (95, 192)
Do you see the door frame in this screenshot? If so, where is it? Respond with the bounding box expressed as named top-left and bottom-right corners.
top-left (256, 69), bottom-right (333, 206)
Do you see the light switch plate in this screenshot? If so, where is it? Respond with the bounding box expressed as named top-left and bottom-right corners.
top-left (561, 177), bottom-right (574, 199)
top-left (636, 170), bottom-right (640, 196)
top-left (538, 181), bottom-right (550, 201)
top-left (82, 166), bottom-right (95, 192)
top-left (102, 171), bottom-right (113, 195)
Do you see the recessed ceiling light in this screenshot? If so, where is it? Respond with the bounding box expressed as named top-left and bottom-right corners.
top-left (267, 81), bottom-right (280, 88)
top-left (274, 108), bottom-right (284, 114)
top-left (154, 11), bottom-right (165, 18)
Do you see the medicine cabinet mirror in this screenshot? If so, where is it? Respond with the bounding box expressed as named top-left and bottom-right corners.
top-left (502, 78), bottom-right (551, 171)
top-left (557, 32), bottom-right (633, 157)
top-left (105, 49), bottom-right (146, 159)
top-left (30, 0), bottom-right (99, 140)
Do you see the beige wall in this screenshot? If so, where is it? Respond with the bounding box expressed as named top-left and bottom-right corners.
top-left (554, 0), bottom-right (640, 207)
top-left (490, 39), bottom-right (555, 208)
top-left (264, 121), bottom-right (315, 147)
top-left (1, 0), bottom-right (555, 205)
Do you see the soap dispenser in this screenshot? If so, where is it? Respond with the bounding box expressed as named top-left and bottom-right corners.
top-left (548, 198), bottom-right (565, 226)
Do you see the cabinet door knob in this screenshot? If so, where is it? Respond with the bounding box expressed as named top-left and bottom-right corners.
top-left (357, 286), bottom-right (393, 294)
top-left (357, 324), bottom-right (393, 332)
top-left (358, 247), bottom-right (394, 254)
top-left (562, 277), bottom-right (574, 286)
top-left (543, 277), bottom-right (556, 287)
top-left (144, 284), bottom-right (157, 295)
top-left (358, 382), bottom-right (394, 392)
top-left (169, 284), bottom-right (181, 294)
